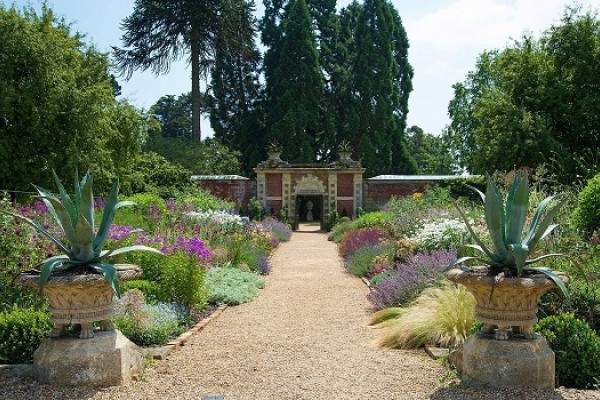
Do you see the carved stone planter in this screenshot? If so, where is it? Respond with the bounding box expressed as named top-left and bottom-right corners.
top-left (447, 267), bottom-right (568, 340)
top-left (447, 267), bottom-right (569, 389)
top-left (16, 264), bottom-right (141, 339)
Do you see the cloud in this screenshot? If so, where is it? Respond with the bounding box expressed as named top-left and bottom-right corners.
top-left (401, 0), bottom-right (585, 134)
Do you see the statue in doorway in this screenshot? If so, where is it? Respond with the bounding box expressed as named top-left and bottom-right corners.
top-left (306, 200), bottom-right (313, 222)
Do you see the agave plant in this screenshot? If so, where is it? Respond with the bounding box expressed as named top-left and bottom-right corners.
top-left (446, 172), bottom-right (568, 298)
top-left (0, 171), bottom-right (162, 296)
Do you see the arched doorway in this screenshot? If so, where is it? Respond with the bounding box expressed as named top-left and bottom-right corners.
top-left (293, 175), bottom-right (327, 229)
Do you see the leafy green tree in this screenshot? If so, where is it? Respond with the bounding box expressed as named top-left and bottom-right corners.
top-left (447, 7), bottom-right (600, 180)
top-left (265, 0), bottom-right (324, 162)
top-left (149, 93), bottom-right (192, 139)
top-left (406, 126), bottom-right (455, 174)
top-left (206, 0), bottom-right (265, 175)
top-left (144, 131), bottom-right (241, 176)
top-left (114, 0), bottom-right (247, 142)
top-left (0, 5), bottom-right (144, 194)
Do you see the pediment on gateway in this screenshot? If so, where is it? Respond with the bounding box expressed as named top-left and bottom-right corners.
top-left (294, 175), bottom-right (326, 194)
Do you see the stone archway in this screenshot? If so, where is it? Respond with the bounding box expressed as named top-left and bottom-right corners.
top-left (292, 175), bottom-right (327, 228)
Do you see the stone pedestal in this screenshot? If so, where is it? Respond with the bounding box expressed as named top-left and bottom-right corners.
top-left (33, 330), bottom-right (142, 386)
top-left (461, 333), bottom-right (555, 389)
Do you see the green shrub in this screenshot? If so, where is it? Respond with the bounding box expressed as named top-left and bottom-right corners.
top-left (326, 209), bottom-right (339, 232)
top-left (126, 251), bottom-right (163, 282)
top-left (0, 307), bottom-right (53, 363)
top-left (536, 313), bottom-right (600, 389)
top-left (125, 192), bottom-right (167, 215)
top-left (159, 251), bottom-right (208, 309)
top-left (573, 173), bottom-right (600, 235)
top-left (248, 197), bottom-right (264, 221)
top-left (113, 290), bottom-right (188, 346)
top-left (328, 219), bottom-right (353, 243)
top-left (121, 279), bottom-right (161, 303)
top-left (177, 187), bottom-right (235, 211)
top-left (351, 211), bottom-right (394, 230)
top-left (206, 267), bottom-right (266, 305)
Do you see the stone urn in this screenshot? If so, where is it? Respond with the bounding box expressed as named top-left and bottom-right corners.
top-left (447, 267), bottom-right (568, 340)
top-left (267, 150), bottom-right (282, 161)
top-left (338, 150), bottom-right (353, 161)
top-left (447, 267), bottom-right (569, 389)
top-left (16, 264), bottom-right (141, 339)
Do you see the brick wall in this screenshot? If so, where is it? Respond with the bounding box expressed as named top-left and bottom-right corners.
top-left (194, 180), bottom-right (254, 213)
top-left (362, 180), bottom-right (435, 210)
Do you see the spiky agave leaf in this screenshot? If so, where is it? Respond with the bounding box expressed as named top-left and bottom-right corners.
top-left (101, 245), bottom-right (163, 260)
top-left (527, 197), bottom-right (567, 250)
top-left (32, 184), bottom-right (79, 247)
top-left (508, 243), bottom-right (529, 276)
top-left (484, 174), bottom-right (507, 258)
top-left (74, 214), bottom-right (95, 262)
top-left (52, 170), bottom-right (78, 226)
top-left (505, 173), bottom-right (529, 244)
top-left (452, 199), bottom-right (495, 260)
top-left (91, 263), bottom-right (121, 297)
top-left (524, 267), bottom-right (569, 300)
top-left (79, 171), bottom-right (95, 233)
top-left (39, 255), bottom-right (70, 293)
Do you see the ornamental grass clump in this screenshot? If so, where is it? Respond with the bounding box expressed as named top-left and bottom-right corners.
top-left (369, 281), bottom-right (476, 349)
top-left (0, 170), bottom-right (162, 296)
top-left (446, 172), bottom-right (569, 298)
top-left (367, 249), bottom-right (456, 310)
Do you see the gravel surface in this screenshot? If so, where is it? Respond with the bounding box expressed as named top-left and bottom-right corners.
top-left (2, 223), bottom-right (599, 399)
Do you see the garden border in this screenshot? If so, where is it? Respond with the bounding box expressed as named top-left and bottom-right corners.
top-left (0, 304), bottom-right (229, 378)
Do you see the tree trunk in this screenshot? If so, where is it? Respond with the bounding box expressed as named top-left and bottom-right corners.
top-left (191, 34), bottom-right (202, 142)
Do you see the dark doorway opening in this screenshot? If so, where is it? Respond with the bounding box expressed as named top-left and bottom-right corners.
top-left (296, 195), bottom-right (322, 222)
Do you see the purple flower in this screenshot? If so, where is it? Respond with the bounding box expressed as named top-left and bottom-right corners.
top-left (367, 248), bottom-right (457, 310)
top-left (339, 229), bottom-right (381, 258)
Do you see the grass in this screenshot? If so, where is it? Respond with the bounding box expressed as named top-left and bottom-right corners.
top-left (369, 281), bottom-right (476, 349)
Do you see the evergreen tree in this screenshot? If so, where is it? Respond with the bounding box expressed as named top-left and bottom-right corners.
top-left (206, 0), bottom-right (265, 176)
top-left (351, 0), bottom-right (414, 176)
top-left (265, 0), bottom-right (324, 162)
top-left (149, 93), bottom-right (192, 139)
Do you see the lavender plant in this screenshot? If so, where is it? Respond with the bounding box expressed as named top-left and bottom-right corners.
top-left (368, 249), bottom-right (457, 310)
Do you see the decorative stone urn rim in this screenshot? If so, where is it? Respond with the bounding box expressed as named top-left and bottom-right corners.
top-left (447, 266), bottom-right (568, 340)
top-left (15, 263), bottom-right (141, 288)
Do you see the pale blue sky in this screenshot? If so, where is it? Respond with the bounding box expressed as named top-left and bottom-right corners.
top-left (4, 0), bottom-right (600, 137)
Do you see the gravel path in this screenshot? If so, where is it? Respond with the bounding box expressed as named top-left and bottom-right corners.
top-left (2, 223), bottom-right (599, 399)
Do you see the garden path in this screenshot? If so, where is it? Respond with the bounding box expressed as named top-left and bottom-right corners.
top-left (5, 223), bottom-right (593, 399)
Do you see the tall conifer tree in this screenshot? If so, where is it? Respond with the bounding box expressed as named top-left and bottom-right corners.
top-left (265, 0), bottom-right (324, 162)
top-left (206, 0), bottom-right (265, 175)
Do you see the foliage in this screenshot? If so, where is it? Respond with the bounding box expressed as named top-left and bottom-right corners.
top-left (0, 307), bottom-right (52, 363)
top-left (0, 5), bottom-right (145, 194)
top-left (121, 151), bottom-right (193, 198)
top-left (206, 0), bottom-right (265, 176)
top-left (446, 172), bottom-right (569, 298)
top-left (114, 0), bottom-right (250, 142)
top-left (177, 187), bottom-right (235, 212)
top-left (154, 251), bottom-right (208, 309)
top-left (367, 249), bottom-right (457, 310)
top-left (120, 279), bottom-right (161, 303)
top-left (144, 134), bottom-right (242, 176)
top-left (339, 228), bottom-right (382, 258)
top-left (206, 267), bottom-right (266, 305)
top-left (536, 313), bottom-right (600, 389)
top-left (446, 8), bottom-right (600, 180)
top-left (326, 209), bottom-right (339, 232)
top-left (344, 245), bottom-right (392, 278)
top-left (113, 289), bottom-right (188, 346)
top-left (369, 282), bottom-right (476, 349)
top-left (406, 125), bottom-right (456, 174)
top-left (148, 93), bottom-right (192, 139)
top-left (248, 197), bottom-right (265, 221)
top-left (265, 0), bottom-right (323, 163)
top-left (573, 173), bottom-right (600, 235)
top-left (0, 171), bottom-right (162, 296)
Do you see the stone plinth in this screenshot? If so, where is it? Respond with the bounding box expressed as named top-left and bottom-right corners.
top-left (33, 330), bottom-right (142, 386)
top-left (461, 333), bottom-right (555, 389)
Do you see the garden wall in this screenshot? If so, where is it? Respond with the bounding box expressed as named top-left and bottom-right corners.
top-left (191, 175), bottom-right (254, 213)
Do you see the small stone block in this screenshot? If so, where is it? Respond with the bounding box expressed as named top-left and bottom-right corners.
top-left (424, 346), bottom-right (449, 360)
